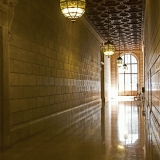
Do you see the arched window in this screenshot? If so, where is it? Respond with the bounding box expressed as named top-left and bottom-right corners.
top-left (118, 54), bottom-right (138, 96)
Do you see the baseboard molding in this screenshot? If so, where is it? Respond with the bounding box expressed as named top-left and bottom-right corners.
top-left (10, 99), bottom-right (102, 145)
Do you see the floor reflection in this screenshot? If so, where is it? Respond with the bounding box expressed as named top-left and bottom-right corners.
top-left (118, 101), bottom-right (139, 145)
top-left (0, 98), bottom-right (145, 160)
top-left (102, 100), bottom-right (145, 160)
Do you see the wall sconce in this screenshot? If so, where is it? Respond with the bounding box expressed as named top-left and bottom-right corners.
top-left (60, 0), bottom-right (86, 22)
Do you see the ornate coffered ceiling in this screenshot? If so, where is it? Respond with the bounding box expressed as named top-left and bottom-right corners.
top-left (84, 0), bottom-right (145, 51)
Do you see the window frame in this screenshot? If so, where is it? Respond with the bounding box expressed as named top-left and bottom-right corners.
top-left (118, 54), bottom-right (138, 96)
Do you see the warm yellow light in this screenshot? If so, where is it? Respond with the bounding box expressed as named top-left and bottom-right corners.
top-left (102, 40), bottom-right (115, 57)
top-left (123, 63), bottom-right (128, 72)
top-left (117, 56), bottom-right (123, 67)
top-left (118, 145), bottom-right (125, 149)
top-left (60, 0), bottom-right (85, 22)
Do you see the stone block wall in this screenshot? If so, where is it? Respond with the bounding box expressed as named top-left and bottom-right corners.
top-left (8, 0), bottom-right (101, 144)
top-left (144, 0), bottom-right (160, 159)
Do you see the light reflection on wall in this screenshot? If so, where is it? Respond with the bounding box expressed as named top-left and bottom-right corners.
top-left (111, 87), bottom-right (118, 98)
top-left (118, 102), bottom-right (139, 145)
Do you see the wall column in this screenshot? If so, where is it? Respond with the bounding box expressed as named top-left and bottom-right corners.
top-left (0, 0), bottom-right (18, 148)
top-left (100, 47), bottom-right (105, 103)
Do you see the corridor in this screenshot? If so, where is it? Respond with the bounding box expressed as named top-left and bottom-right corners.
top-left (0, 98), bottom-right (145, 160)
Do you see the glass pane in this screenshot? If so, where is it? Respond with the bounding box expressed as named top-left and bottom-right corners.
top-left (131, 56), bottom-right (137, 63)
top-left (132, 64), bottom-right (138, 73)
top-left (132, 74), bottom-right (138, 90)
top-left (122, 55), bottom-right (125, 63)
top-left (118, 66), bottom-right (124, 73)
top-left (121, 54), bottom-right (130, 64)
top-left (125, 64), bottom-right (131, 73)
top-left (119, 74), bottom-right (124, 91)
top-left (125, 74), bottom-right (131, 91)
top-left (125, 54), bottom-right (130, 63)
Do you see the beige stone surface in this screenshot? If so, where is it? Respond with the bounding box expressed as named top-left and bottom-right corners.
top-left (0, 100), bottom-right (145, 160)
top-left (143, 0), bottom-right (160, 158)
top-left (6, 0), bottom-right (102, 145)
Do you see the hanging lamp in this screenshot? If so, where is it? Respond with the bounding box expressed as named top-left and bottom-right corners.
top-left (101, 2), bottom-right (115, 57)
top-left (123, 46), bottom-right (128, 72)
top-left (102, 40), bottom-right (115, 57)
top-left (117, 56), bottom-right (123, 67)
top-left (123, 63), bottom-right (128, 72)
top-left (117, 27), bottom-right (123, 67)
top-left (60, 0), bottom-right (86, 22)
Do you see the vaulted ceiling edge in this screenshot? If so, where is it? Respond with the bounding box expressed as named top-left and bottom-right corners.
top-left (84, 0), bottom-right (145, 51)
top-left (80, 17), bottom-right (104, 44)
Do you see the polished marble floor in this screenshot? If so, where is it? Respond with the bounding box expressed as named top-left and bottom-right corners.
top-left (0, 98), bottom-right (145, 160)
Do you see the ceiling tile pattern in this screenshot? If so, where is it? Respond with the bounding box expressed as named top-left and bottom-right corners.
top-left (85, 0), bottom-right (144, 51)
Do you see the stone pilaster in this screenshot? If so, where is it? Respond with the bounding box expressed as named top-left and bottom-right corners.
top-left (0, 0), bottom-right (18, 148)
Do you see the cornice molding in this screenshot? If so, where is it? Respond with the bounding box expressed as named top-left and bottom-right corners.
top-left (0, 2), bottom-right (8, 27)
top-left (79, 17), bottom-right (104, 44)
top-left (0, 0), bottom-right (18, 36)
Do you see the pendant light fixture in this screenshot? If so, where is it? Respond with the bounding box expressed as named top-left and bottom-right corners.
top-left (101, 0), bottom-right (115, 57)
top-left (102, 40), bottom-right (115, 57)
top-left (123, 63), bottom-right (128, 72)
top-left (117, 27), bottom-right (123, 67)
top-left (60, 0), bottom-right (86, 22)
top-left (123, 46), bottom-right (128, 72)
